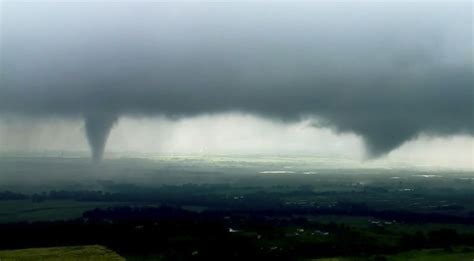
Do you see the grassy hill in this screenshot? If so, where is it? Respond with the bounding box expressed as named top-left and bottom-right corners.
top-left (0, 245), bottom-right (124, 261)
top-left (314, 247), bottom-right (474, 261)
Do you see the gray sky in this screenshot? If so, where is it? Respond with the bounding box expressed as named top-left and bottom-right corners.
top-left (0, 1), bottom-right (472, 163)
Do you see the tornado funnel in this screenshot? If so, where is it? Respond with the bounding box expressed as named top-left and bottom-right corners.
top-left (84, 113), bottom-right (117, 162)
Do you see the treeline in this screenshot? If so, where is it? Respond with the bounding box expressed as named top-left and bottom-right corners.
top-left (2, 188), bottom-right (474, 224)
top-left (0, 187), bottom-right (282, 209)
top-left (0, 191), bottom-right (28, 200)
top-left (290, 202), bottom-right (474, 225)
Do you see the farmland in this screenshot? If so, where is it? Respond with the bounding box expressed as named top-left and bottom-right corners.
top-left (0, 156), bottom-right (473, 260)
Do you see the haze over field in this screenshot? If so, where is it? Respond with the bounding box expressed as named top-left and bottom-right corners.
top-left (0, 1), bottom-right (472, 167)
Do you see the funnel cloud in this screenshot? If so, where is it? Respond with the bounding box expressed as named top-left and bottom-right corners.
top-left (84, 112), bottom-right (117, 162)
top-left (0, 1), bottom-right (472, 160)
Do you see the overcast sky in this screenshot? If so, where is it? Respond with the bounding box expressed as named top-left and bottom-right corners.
top-left (0, 1), bottom-right (472, 166)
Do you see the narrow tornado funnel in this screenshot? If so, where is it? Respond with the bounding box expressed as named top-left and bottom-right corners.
top-left (84, 112), bottom-right (117, 162)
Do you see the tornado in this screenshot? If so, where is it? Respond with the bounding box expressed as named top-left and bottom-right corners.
top-left (84, 112), bottom-right (117, 162)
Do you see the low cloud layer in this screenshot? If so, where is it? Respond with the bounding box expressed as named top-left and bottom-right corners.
top-left (1, 1), bottom-right (472, 159)
top-left (1, 115), bottom-right (473, 170)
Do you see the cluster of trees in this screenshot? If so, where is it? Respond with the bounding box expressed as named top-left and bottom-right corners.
top-left (0, 191), bottom-right (28, 200)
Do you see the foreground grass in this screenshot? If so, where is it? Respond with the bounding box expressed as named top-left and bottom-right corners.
top-left (314, 247), bottom-right (474, 261)
top-left (389, 247), bottom-right (474, 261)
top-left (0, 245), bottom-right (124, 261)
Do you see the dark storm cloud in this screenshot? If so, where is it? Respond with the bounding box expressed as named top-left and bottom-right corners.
top-left (1, 1), bottom-right (472, 158)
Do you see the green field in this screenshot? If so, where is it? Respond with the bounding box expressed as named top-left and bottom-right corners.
top-left (0, 200), bottom-right (123, 223)
top-left (0, 245), bottom-right (124, 261)
top-left (315, 247), bottom-right (474, 261)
